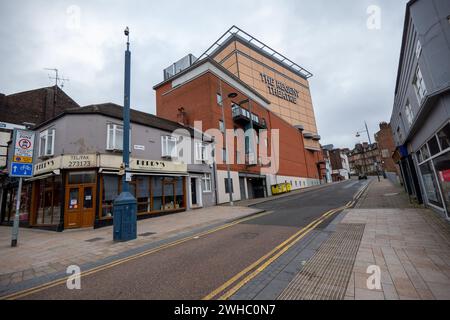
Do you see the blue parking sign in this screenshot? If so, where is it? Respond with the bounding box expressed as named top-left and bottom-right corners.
top-left (11, 162), bottom-right (33, 177)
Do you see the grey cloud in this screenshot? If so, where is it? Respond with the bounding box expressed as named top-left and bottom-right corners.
top-left (0, 0), bottom-right (408, 149)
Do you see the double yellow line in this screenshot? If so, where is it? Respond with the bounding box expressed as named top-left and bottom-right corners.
top-left (1, 210), bottom-right (272, 300)
top-left (2, 182), bottom-right (369, 301)
top-left (203, 182), bottom-right (370, 300)
top-left (203, 205), bottom-right (348, 300)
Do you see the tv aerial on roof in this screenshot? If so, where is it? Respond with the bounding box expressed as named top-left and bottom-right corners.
top-left (44, 68), bottom-right (70, 88)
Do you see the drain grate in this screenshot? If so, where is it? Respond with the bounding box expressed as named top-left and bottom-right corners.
top-left (277, 223), bottom-right (365, 300)
top-left (139, 232), bottom-right (156, 237)
top-left (85, 237), bottom-right (105, 243)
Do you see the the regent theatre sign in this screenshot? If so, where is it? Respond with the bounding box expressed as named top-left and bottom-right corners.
top-left (260, 73), bottom-right (299, 104)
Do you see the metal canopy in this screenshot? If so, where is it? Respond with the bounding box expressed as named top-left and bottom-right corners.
top-left (195, 25), bottom-right (313, 79)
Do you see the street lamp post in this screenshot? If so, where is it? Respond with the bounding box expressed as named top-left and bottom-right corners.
top-left (113, 27), bottom-right (137, 242)
top-left (218, 79), bottom-right (237, 206)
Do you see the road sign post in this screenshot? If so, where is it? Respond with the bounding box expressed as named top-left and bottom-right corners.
top-left (9, 129), bottom-right (35, 247)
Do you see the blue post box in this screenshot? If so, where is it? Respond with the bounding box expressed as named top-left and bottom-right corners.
top-left (113, 191), bottom-right (137, 242)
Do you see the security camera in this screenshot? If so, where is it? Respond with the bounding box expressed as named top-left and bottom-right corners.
top-left (124, 27), bottom-right (129, 36)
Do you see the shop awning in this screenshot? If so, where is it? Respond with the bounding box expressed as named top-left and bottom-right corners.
top-left (25, 170), bottom-right (60, 182)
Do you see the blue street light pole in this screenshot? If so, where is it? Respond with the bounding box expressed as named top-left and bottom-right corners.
top-left (123, 27), bottom-right (131, 191)
top-left (113, 26), bottom-right (137, 242)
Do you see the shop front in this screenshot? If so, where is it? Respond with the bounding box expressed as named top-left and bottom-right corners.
top-left (29, 154), bottom-right (188, 231)
top-left (415, 122), bottom-right (450, 219)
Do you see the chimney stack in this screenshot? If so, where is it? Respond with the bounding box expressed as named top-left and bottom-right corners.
top-left (177, 107), bottom-right (187, 126)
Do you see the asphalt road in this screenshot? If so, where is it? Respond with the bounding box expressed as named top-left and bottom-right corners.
top-left (21, 179), bottom-right (367, 300)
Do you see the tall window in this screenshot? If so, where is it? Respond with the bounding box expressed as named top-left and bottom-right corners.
top-left (161, 135), bottom-right (177, 158)
top-left (219, 120), bottom-right (225, 133)
top-left (415, 40), bottom-right (422, 59)
top-left (39, 128), bottom-right (55, 157)
top-left (106, 124), bottom-right (123, 150)
top-left (216, 93), bottom-right (222, 106)
top-left (202, 173), bottom-right (212, 193)
top-left (405, 101), bottom-right (414, 126)
top-left (195, 142), bottom-right (208, 162)
top-left (412, 66), bottom-right (427, 103)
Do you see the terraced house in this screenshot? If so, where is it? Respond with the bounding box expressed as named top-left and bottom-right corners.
top-left (5, 104), bottom-right (215, 231)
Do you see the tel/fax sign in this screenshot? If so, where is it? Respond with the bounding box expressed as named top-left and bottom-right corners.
top-left (9, 129), bottom-right (35, 177)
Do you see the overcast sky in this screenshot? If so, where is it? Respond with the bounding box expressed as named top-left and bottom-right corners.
top-left (0, 0), bottom-right (408, 149)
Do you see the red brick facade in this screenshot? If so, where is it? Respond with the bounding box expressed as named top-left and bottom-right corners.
top-left (375, 122), bottom-right (400, 174)
top-left (155, 70), bottom-right (323, 180)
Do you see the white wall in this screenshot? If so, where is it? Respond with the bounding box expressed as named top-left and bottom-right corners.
top-left (216, 170), bottom-right (241, 204)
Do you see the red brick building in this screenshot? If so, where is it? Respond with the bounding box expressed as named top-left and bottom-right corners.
top-left (375, 122), bottom-right (401, 176)
top-left (154, 58), bottom-right (324, 203)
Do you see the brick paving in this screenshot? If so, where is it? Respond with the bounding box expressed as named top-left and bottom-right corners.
top-left (0, 205), bottom-right (262, 294)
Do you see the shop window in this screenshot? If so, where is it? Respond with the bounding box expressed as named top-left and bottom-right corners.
top-left (419, 161), bottom-right (443, 208)
top-left (39, 128), bottom-right (55, 157)
top-left (2, 183), bottom-right (32, 224)
top-left (175, 177), bottom-right (184, 208)
top-left (225, 178), bottom-right (234, 194)
top-left (433, 152), bottom-right (450, 217)
top-left (133, 176), bottom-right (151, 214)
top-left (35, 176), bottom-right (62, 225)
top-left (417, 150), bottom-right (423, 164)
top-left (420, 144), bottom-right (430, 161)
top-left (428, 136), bottom-right (440, 156)
top-left (153, 176), bottom-right (163, 211)
top-left (437, 123), bottom-right (450, 151)
top-left (68, 171), bottom-right (96, 185)
top-left (101, 175), bottom-right (120, 218)
top-left (161, 135), bottom-right (177, 158)
top-left (202, 173), bottom-right (212, 193)
top-left (412, 66), bottom-right (427, 103)
top-left (163, 179), bottom-right (175, 210)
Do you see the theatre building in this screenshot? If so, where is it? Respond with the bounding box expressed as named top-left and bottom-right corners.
top-left (11, 104), bottom-right (215, 231)
top-left (154, 26), bottom-right (325, 203)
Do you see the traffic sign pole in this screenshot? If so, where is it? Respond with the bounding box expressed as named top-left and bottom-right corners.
top-left (11, 177), bottom-right (23, 247)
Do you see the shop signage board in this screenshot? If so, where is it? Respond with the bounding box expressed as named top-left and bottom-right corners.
top-left (9, 129), bottom-right (35, 177)
top-left (33, 154), bottom-right (189, 177)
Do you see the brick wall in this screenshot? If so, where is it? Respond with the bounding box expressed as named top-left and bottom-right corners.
top-left (0, 86), bottom-right (79, 126)
top-left (375, 122), bottom-right (400, 174)
top-left (155, 72), bottom-right (323, 179)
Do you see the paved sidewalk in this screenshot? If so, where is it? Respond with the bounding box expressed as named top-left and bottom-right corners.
top-left (343, 179), bottom-right (450, 300)
top-left (0, 205), bottom-right (262, 295)
top-left (231, 178), bottom-right (450, 300)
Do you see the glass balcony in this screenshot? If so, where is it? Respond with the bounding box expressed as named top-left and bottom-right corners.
top-left (232, 105), bottom-right (266, 129)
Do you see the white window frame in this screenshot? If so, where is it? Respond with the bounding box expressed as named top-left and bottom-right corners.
top-left (202, 173), bottom-right (212, 193)
top-left (405, 101), bottom-right (414, 126)
top-left (412, 66), bottom-right (427, 103)
top-left (415, 40), bottom-right (422, 59)
top-left (195, 142), bottom-right (208, 162)
top-left (39, 128), bottom-right (55, 157)
top-left (161, 135), bottom-right (178, 158)
top-left (106, 123), bottom-right (131, 151)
